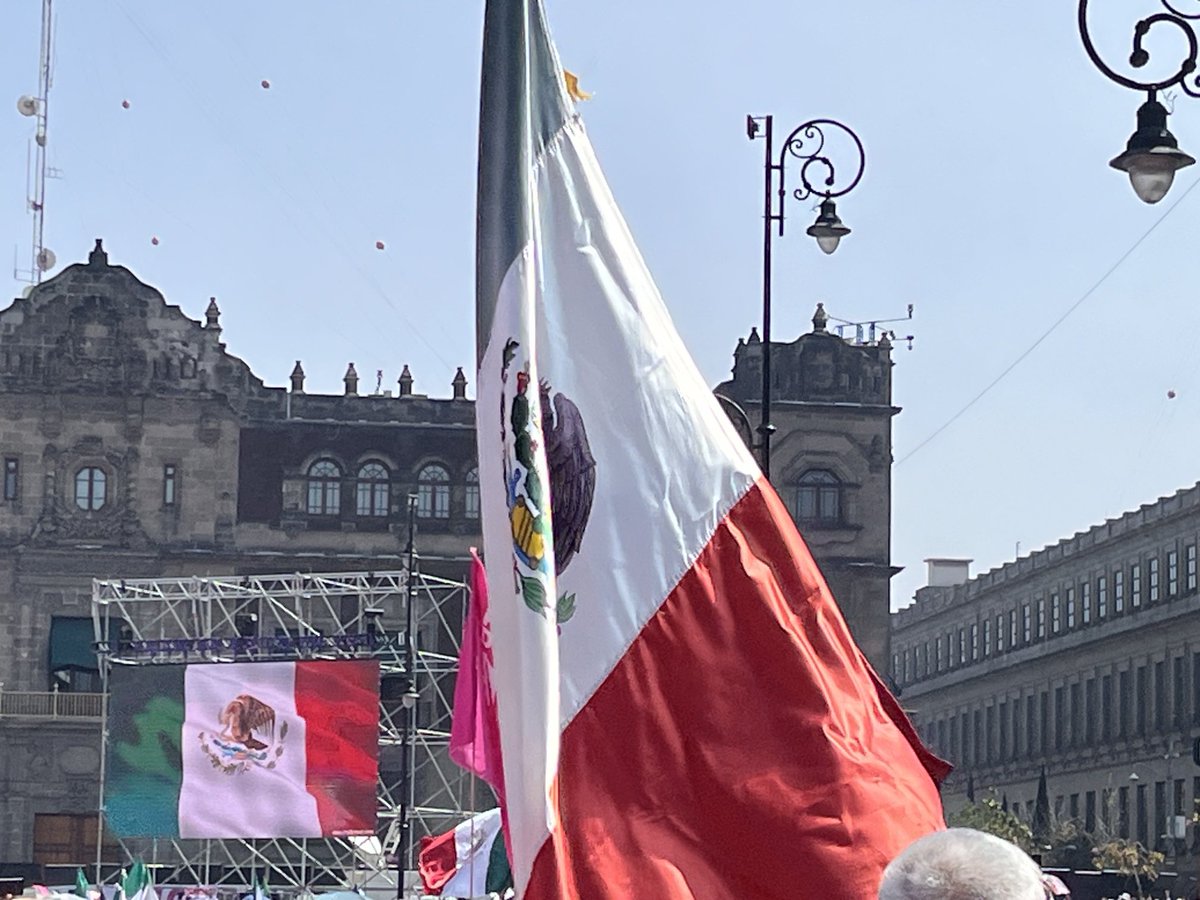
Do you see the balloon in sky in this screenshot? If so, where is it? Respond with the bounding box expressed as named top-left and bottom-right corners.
top-left (151, 236), bottom-right (159, 246)
top-left (1168, 390), bottom-right (1177, 399)
top-left (261, 80), bottom-right (271, 89)
top-left (375, 240), bottom-right (385, 250)
top-left (121, 99), bottom-right (130, 109)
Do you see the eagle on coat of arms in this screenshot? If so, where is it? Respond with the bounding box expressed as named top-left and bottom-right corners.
top-left (199, 692), bottom-right (287, 774)
top-left (218, 694), bottom-right (275, 750)
top-left (502, 340), bottom-right (596, 623)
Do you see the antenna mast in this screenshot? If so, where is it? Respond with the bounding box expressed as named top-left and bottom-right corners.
top-left (15, 0), bottom-right (56, 284)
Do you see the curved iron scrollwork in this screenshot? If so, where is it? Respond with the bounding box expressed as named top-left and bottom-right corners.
top-left (779, 119), bottom-right (866, 203)
top-left (1079, 0), bottom-right (1200, 97)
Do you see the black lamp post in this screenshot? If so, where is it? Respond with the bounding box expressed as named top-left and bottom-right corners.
top-left (1079, 0), bottom-right (1199, 203)
top-left (746, 114), bottom-right (865, 480)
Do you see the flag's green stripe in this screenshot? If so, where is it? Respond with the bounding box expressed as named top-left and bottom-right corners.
top-left (475, 0), bottom-right (571, 365)
top-left (105, 665), bottom-right (184, 837)
top-left (485, 828), bottom-right (513, 893)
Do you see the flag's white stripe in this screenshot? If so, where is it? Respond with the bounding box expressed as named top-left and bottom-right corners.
top-left (478, 243), bottom-right (561, 890)
top-left (529, 118), bottom-right (757, 719)
top-left (478, 117), bottom-right (757, 891)
top-left (179, 662), bottom-right (321, 839)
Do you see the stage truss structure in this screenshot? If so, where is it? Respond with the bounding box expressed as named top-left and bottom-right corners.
top-left (92, 566), bottom-right (487, 893)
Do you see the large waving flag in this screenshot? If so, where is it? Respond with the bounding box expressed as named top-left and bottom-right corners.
top-left (474, 2), bottom-right (950, 898)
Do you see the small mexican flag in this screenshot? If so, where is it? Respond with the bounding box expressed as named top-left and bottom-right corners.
top-left (242, 872), bottom-right (268, 900)
top-left (73, 868), bottom-right (90, 899)
top-left (418, 809), bottom-right (511, 897)
top-left (120, 862), bottom-right (158, 900)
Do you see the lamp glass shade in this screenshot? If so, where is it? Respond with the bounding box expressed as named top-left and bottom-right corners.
top-left (1129, 166), bottom-right (1175, 204)
top-left (815, 234), bottom-right (842, 255)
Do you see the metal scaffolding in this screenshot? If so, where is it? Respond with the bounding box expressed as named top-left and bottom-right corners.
top-left (91, 565), bottom-right (484, 893)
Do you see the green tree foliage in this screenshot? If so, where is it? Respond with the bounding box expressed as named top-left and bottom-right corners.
top-left (1091, 838), bottom-right (1163, 899)
top-left (1042, 816), bottom-right (1097, 870)
top-left (947, 794), bottom-right (1034, 854)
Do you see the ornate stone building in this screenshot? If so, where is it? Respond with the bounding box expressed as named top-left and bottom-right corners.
top-left (0, 243), bottom-right (901, 876)
top-left (0, 241), bottom-right (479, 877)
top-left (716, 302), bottom-right (898, 667)
top-left (892, 484), bottom-right (1200, 875)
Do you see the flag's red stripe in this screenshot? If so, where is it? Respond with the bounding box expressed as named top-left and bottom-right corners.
top-left (524, 480), bottom-right (948, 900)
top-left (294, 660), bottom-right (380, 836)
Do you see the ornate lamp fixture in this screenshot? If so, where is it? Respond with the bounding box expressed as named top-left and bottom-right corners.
top-left (1080, 0), bottom-right (1200, 203)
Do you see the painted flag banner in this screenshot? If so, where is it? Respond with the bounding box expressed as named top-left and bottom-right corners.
top-left (474, 2), bottom-right (950, 898)
top-left (105, 660), bottom-right (379, 839)
top-left (418, 808), bottom-right (512, 897)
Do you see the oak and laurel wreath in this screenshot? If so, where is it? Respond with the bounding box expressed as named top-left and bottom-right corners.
top-left (198, 720), bottom-right (288, 774)
top-left (520, 576), bottom-right (576, 624)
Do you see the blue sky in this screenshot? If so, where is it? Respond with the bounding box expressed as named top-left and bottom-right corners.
top-left (3, 1), bottom-right (1200, 609)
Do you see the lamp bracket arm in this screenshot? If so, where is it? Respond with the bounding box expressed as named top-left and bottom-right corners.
top-left (1079, 0), bottom-right (1200, 94)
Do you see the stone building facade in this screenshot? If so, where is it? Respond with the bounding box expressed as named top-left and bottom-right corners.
top-left (0, 242), bottom-right (479, 876)
top-left (0, 243), bottom-right (901, 874)
top-left (891, 483), bottom-right (1200, 875)
top-left (716, 303), bottom-right (898, 668)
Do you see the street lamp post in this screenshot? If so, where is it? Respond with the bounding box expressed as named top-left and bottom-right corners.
top-left (1079, 0), bottom-right (1199, 203)
top-left (746, 114), bottom-right (865, 480)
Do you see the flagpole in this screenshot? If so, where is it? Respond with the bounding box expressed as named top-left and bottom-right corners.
top-left (95, 614), bottom-right (112, 889)
top-left (757, 114), bottom-right (775, 480)
top-left (396, 494), bottom-right (419, 896)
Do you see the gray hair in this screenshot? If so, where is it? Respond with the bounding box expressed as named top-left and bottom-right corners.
top-left (878, 828), bottom-right (1046, 900)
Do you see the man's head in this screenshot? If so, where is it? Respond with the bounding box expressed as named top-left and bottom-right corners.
top-left (878, 828), bottom-right (1046, 900)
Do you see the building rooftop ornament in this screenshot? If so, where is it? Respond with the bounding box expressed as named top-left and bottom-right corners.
top-left (88, 238), bottom-right (108, 267)
top-left (344, 362), bottom-right (359, 396)
top-left (290, 361), bottom-right (305, 394)
top-left (452, 367), bottom-right (468, 400)
top-left (204, 297), bottom-right (220, 330)
top-left (812, 302), bottom-right (828, 333)
top-left (747, 327), bottom-right (761, 345)
top-left (398, 365), bottom-right (413, 397)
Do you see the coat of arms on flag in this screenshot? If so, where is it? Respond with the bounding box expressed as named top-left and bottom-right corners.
top-left (499, 341), bottom-right (595, 625)
top-left (198, 692), bottom-right (288, 774)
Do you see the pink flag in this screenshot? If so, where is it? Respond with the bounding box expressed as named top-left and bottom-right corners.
top-left (449, 551), bottom-right (506, 803)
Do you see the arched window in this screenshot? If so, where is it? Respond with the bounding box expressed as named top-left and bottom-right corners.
top-left (307, 459), bottom-right (342, 515)
top-left (465, 467), bottom-right (480, 520)
top-left (356, 462), bottom-right (390, 517)
top-left (795, 469), bottom-right (841, 524)
top-left (417, 464), bottom-right (450, 519)
top-left (74, 467), bottom-right (106, 511)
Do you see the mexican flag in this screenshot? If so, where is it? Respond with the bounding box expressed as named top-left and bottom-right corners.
top-left (474, 1), bottom-right (950, 897)
top-left (119, 862), bottom-right (157, 900)
top-left (73, 868), bottom-right (90, 899)
top-left (241, 872), bottom-right (269, 900)
top-left (105, 660), bottom-right (379, 839)
top-left (418, 809), bottom-right (512, 897)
